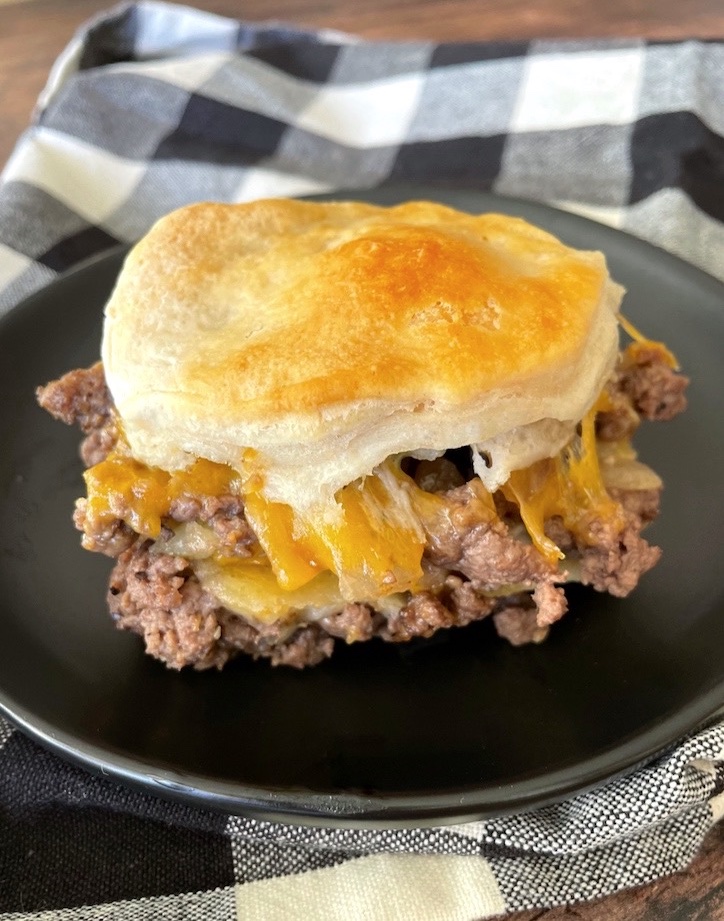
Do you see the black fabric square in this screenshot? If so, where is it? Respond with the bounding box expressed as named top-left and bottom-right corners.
top-left (389, 134), bottom-right (507, 186)
top-left (38, 225), bottom-right (123, 274)
top-left (0, 733), bottom-right (234, 913)
top-left (154, 94), bottom-right (288, 165)
top-left (0, 806), bottom-right (234, 912)
top-left (430, 41), bottom-right (529, 68)
top-left (78, 5), bottom-right (139, 70)
top-left (629, 111), bottom-right (724, 222)
top-left (0, 732), bottom-right (229, 836)
top-left (242, 39), bottom-right (342, 82)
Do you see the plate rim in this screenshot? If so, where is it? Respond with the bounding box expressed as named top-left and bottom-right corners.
top-left (1, 187), bottom-right (723, 827)
top-left (3, 679), bottom-right (723, 827)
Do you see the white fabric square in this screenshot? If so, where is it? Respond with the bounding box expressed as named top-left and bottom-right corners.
top-left (448, 821), bottom-right (488, 843)
top-left (511, 48), bottom-right (645, 132)
top-left (134, 0), bottom-right (240, 59)
top-left (295, 74), bottom-right (425, 147)
top-left (407, 58), bottom-right (525, 141)
top-left (0, 242), bottom-right (33, 296)
top-left (710, 790), bottom-right (724, 822)
top-left (109, 51), bottom-right (233, 93)
top-left (234, 853), bottom-right (506, 920)
top-left (235, 168), bottom-right (334, 202)
top-left (3, 128), bottom-right (145, 225)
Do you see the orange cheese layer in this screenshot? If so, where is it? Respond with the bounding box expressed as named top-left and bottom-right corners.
top-left (82, 365), bottom-right (662, 605)
top-left (82, 428), bottom-right (624, 609)
top-left (503, 407), bottom-right (623, 562)
top-left (83, 449), bottom-right (434, 601)
top-left (83, 455), bottom-right (239, 538)
top-left (241, 461), bottom-right (429, 598)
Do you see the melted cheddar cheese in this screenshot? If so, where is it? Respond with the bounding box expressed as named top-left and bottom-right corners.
top-left (83, 454), bottom-right (240, 539)
top-left (194, 560), bottom-right (344, 625)
top-left (242, 464), bottom-right (428, 600)
top-left (503, 407), bottom-right (623, 562)
top-left (618, 313), bottom-right (679, 369)
top-left (83, 447), bottom-right (435, 604)
top-left (82, 420), bottom-right (624, 612)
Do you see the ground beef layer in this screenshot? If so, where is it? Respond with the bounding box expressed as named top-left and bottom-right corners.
top-left (37, 351), bottom-right (687, 669)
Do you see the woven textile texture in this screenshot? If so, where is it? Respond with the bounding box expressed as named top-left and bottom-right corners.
top-left (0, 3), bottom-right (723, 918)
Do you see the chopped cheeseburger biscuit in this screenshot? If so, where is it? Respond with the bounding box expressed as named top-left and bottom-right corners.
top-left (37, 199), bottom-right (688, 669)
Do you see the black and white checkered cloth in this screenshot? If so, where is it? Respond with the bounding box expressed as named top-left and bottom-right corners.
top-left (0, 3), bottom-right (723, 917)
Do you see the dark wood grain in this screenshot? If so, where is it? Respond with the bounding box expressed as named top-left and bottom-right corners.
top-left (0, 1), bottom-right (722, 918)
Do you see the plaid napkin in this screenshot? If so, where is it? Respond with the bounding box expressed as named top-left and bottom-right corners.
top-left (1, 3), bottom-right (723, 917)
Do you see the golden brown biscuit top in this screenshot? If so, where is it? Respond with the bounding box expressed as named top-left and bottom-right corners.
top-left (102, 198), bottom-right (621, 508)
top-left (109, 199), bottom-right (604, 413)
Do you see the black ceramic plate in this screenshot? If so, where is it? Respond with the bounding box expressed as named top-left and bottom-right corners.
top-left (1, 188), bottom-right (723, 828)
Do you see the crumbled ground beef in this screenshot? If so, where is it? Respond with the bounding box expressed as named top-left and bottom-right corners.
top-left (381, 591), bottom-right (479, 643)
top-left (39, 352), bottom-right (687, 669)
top-left (493, 603), bottom-right (549, 646)
top-left (319, 603), bottom-right (381, 643)
top-left (37, 363), bottom-right (118, 465)
top-left (458, 518), bottom-right (557, 588)
top-left (608, 486), bottom-right (661, 526)
top-left (597, 344), bottom-right (689, 440)
top-left (36, 362), bottom-right (110, 432)
top-left (413, 457), bottom-right (465, 493)
top-left (442, 575), bottom-right (498, 622)
top-left (109, 542), bottom-right (336, 669)
top-left (620, 345), bottom-right (689, 421)
top-left (423, 482), bottom-right (556, 588)
top-left (108, 544), bottom-right (227, 670)
top-left (544, 501), bottom-right (662, 600)
top-left (532, 580), bottom-right (569, 626)
top-left (596, 385), bottom-right (641, 441)
top-left (579, 517), bottom-right (662, 597)
top-left (168, 494), bottom-right (256, 555)
top-left (74, 499), bottom-right (136, 556)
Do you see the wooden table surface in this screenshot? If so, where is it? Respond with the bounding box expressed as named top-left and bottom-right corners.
top-left (0, 1), bottom-right (722, 918)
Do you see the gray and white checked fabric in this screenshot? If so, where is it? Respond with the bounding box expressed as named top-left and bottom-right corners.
top-left (0, 2), bottom-right (723, 918)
